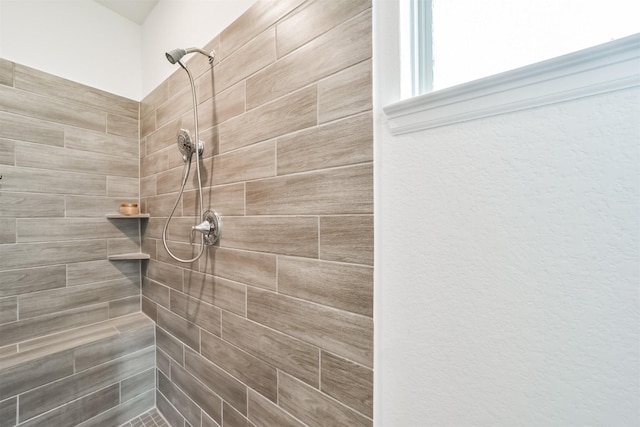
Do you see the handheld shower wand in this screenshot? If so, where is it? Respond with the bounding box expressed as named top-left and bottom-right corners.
top-left (162, 46), bottom-right (220, 264)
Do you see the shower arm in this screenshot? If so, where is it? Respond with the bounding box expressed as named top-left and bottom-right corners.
top-left (185, 48), bottom-right (215, 63)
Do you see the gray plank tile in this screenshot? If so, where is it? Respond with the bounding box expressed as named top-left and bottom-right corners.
top-left (74, 322), bottom-right (154, 372)
top-left (142, 277), bottom-right (170, 309)
top-left (170, 290), bottom-right (221, 336)
top-left (198, 247), bottom-right (276, 291)
top-left (107, 176), bottom-right (139, 197)
top-left (14, 64), bottom-right (137, 120)
top-left (108, 237), bottom-right (142, 257)
top-left (247, 389), bottom-right (304, 427)
top-left (171, 363), bottom-right (222, 425)
top-left (16, 217), bottom-right (137, 243)
top-left (182, 270), bottom-right (245, 316)
top-left (0, 58), bottom-right (12, 86)
top-left (0, 396), bottom-right (16, 427)
top-left (321, 351), bottom-right (373, 418)
top-left (219, 0), bottom-right (305, 57)
top-left (65, 127), bottom-right (138, 157)
top-left (0, 350), bottom-right (74, 400)
top-left (0, 165), bottom-right (106, 196)
top-left (247, 163), bottom-right (373, 215)
top-left (278, 256), bottom-right (373, 316)
top-left (0, 111), bottom-right (64, 146)
top-left (109, 296), bottom-right (140, 318)
top-left (200, 329), bottom-right (277, 401)
top-left (319, 215), bottom-right (373, 265)
top-left (247, 288), bottom-right (372, 367)
top-left (120, 368), bottom-right (155, 403)
top-left (0, 297), bottom-right (17, 324)
top-left (0, 139), bottom-right (14, 165)
top-left (107, 114), bottom-right (138, 139)
top-left (66, 196), bottom-right (139, 217)
top-left (276, 0), bottom-right (370, 57)
top-left (218, 86), bottom-right (317, 154)
top-left (18, 384), bottom-right (120, 427)
top-left (156, 390), bottom-right (185, 427)
top-left (210, 140), bottom-right (275, 186)
top-left (199, 80), bottom-right (245, 128)
top-left (222, 311), bottom-right (319, 388)
top-left (19, 277), bottom-right (139, 319)
top-left (158, 371), bottom-right (201, 427)
top-left (0, 240), bottom-right (106, 270)
top-left (157, 348), bottom-right (170, 377)
top-left (155, 86), bottom-right (191, 131)
top-left (0, 304), bottom-right (109, 348)
top-left (278, 372), bottom-right (371, 427)
top-left (19, 347), bottom-right (154, 422)
top-left (141, 297), bottom-right (158, 323)
top-left (0, 219), bottom-right (15, 244)
top-left (67, 260), bottom-right (138, 287)
top-left (15, 141), bottom-right (138, 177)
top-left (0, 85), bottom-right (106, 132)
top-left (0, 192), bottom-right (65, 218)
top-left (144, 259), bottom-right (183, 292)
top-left (156, 326), bottom-right (184, 365)
top-left (276, 112), bottom-right (373, 175)
top-left (222, 402), bottom-right (250, 427)
top-left (17, 322), bottom-right (117, 355)
top-left (184, 347), bottom-right (247, 415)
top-left (246, 9), bottom-right (371, 109)
top-left (318, 59), bottom-right (372, 123)
top-left (75, 389), bottom-right (154, 427)
top-left (214, 28), bottom-right (275, 95)
top-left (157, 306), bottom-right (200, 352)
top-left (144, 119), bottom-right (181, 156)
top-left (218, 216), bottom-right (318, 258)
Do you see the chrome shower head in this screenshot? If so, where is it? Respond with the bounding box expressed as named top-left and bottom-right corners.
top-left (166, 48), bottom-right (187, 64)
top-left (177, 129), bottom-right (193, 161)
top-left (177, 129), bottom-right (204, 162)
top-left (165, 47), bottom-right (215, 65)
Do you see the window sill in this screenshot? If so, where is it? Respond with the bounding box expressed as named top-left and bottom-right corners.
top-left (383, 34), bottom-right (640, 135)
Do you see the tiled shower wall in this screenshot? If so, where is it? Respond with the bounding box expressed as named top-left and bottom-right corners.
top-left (140, 0), bottom-right (374, 425)
top-left (0, 59), bottom-right (151, 423)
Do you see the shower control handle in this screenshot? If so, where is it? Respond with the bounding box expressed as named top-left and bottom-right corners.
top-left (191, 210), bottom-right (221, 246)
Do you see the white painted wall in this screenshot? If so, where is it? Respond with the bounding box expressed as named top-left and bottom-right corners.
top-left (141, 0), bottom-right (254, 98)
top-left (0, 0), bottom-right (254, 100)
top-left (0, 0), bottom-right (141, 99)
top-left (374, 1), bottom-right (640, 425)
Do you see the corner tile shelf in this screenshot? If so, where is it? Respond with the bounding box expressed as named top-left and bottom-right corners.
top-left (108, 253), bottom-right (151, 260)
top-left (105, 214), bottom-right (151, 219)
top-left (106, 213), bottom-right (150, 261)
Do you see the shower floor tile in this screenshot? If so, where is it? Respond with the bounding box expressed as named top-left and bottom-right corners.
top-left (120, 408), bottom-right (169, 427)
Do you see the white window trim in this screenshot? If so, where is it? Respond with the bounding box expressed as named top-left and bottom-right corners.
top-left (383, 33), bottom-right (640, 135)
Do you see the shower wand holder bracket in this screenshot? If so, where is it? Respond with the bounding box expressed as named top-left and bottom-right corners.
top-left (192, 210), bottom-right (221, 246)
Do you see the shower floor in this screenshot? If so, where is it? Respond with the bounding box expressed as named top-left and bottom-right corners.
top-left (120, 408), bottom-right (169, 427)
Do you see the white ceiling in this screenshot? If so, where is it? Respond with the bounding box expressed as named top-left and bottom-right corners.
top-left (94, 0), bottom-right (159, 25)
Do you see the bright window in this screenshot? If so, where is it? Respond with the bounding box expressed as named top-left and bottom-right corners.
top-left (401, 0), bottom-right (640, 98)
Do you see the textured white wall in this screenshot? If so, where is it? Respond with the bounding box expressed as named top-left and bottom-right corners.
top-left (374, 1), bottom-right (640, 424)
top-left (141, 0), bottom-right (254, 98)
top-left (0, 0), bottom-right (141, 99)
top-left (0, 0), bottom-right (254, 100)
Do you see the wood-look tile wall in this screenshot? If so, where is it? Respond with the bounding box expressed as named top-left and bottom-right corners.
top-left (0, 58), bottom-right (147, 425)
top-left (140, 0), bottom-right (373, 425)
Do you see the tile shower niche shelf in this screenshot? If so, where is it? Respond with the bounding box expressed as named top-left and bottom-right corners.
top-left (106, 213), bottom-right (151, 260)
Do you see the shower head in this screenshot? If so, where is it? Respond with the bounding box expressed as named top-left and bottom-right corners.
top-left (165, 48), bottom-right (187, 64)
top-left (165, 47), bottom-right (215, 65)
top-left (177, 129), bottom-right (204, 162)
